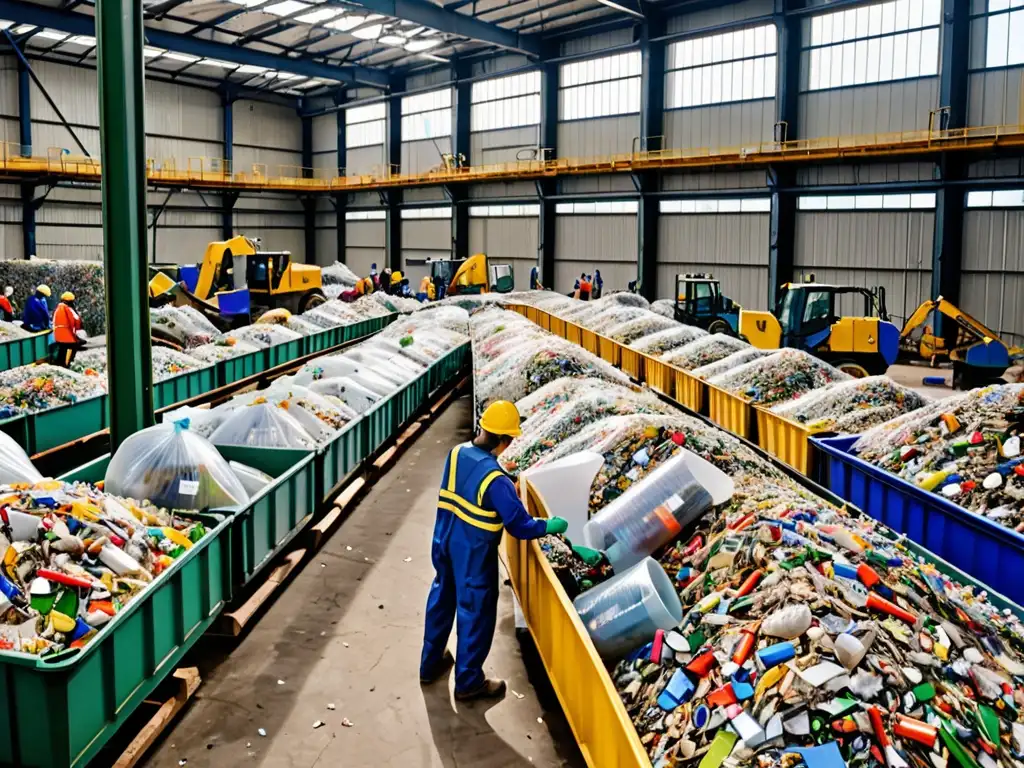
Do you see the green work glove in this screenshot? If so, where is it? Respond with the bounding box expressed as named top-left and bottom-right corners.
top-left (572, 545), bottom-right (604, 567)
top-left (545, 517), bottom-right (568, 535)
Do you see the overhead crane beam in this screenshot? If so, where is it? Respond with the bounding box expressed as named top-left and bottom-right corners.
top-left (0, 0), bottom-right (390, 88)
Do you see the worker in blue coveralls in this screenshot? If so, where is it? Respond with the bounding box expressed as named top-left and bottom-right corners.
top-left (22, 284), bottom-right (52, 333)
top-left (420, 400), bottom-right (568, 701)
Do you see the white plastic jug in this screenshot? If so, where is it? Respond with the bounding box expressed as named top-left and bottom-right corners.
top-left (520, 451), bottom-right (603, 541)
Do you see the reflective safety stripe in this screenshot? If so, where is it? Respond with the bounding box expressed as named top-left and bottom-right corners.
top-left (438, 501), bottom-right (504, 533)
top-left (438, 489), bottom-right (497, 518)
top-left (447, 445), bottom-right (463, 492)
top-left (477, 471), bottom-right (505, 507)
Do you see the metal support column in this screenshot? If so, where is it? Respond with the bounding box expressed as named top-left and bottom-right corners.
top-left (301, 113), bottom-right (316, 264)
top-left (96, 0), bottom-right (153, 447)
top-left (17, 60), bottom-right (34, 259)
top-left (451, 59), bottom-right (471, 261)
top-left (637, 9), bottom-right (665, 301)
top-left (931, 0), bottom-right (970, 337)
top-left (335, 90), bottom-right (346, 262)
top-left (221, 90), bottom-right (234, 239)
top-left (385, 76), bottom-right (404, 271)
top-left (768, 2), bottom-right (801, 304)
top-left (538, 49), bottom-right (558, 288)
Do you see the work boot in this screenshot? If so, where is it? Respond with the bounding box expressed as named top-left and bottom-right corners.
top-left (454, 678), bottom-right (507, 702)
top-left (419, 650), bottom-right (455, 685)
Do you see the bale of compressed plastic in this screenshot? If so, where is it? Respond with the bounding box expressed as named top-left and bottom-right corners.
top-left (661, 334), bottom-right (750, 370)
top-left (707, 348), bottom-right (851, 405)
top-left (770, 376), bottom-right (930, 433)
top-left (0, 258), bottom-right (106, 334)
top-left (105, 419), bottom-right (250, 509)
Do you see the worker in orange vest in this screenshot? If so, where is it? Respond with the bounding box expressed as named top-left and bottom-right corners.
top-left (52, 291), bottom-right (84, 367)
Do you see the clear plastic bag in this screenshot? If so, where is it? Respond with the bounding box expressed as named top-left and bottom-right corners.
top-left (660, 334), bottom-right (750, 370)
top-left (582, 450), bottom-right (732, 571)
top-left (308, 376), bottom-right (381, 413)
top-left (0, 428), bottom-right (42, 484)
top-left (230, 460), bottom-right (274, 496)
top-left (161, 405), bottom-right (228, 438)
top-left (294, 356), bottom-right (397, 395)
top-left (285, 315), bottom-right (324, 336)
top-left (209, 401), bottom-right (318, 449)
top-left (343, 348), bottom-right (423, 381)
top-left (265, 382), bottom-right (358, 427)
top-left (706, 348), bottom-right (851, 405)
top-left (189, 339), bottom-right (261, 363)
top-left (770, 375), bottom-right (930, 433)
top-left (230, 324), bottom-right (303, 349)
top-left (573, 557), bottom-right (682, 659)
top-left (629, 326), bottom-right (708, 355)
top-left (105, 419), bottom-right (250, 509)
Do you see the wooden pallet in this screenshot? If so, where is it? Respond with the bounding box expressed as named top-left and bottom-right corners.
top-left (113, 667), bottom-right (201, 768)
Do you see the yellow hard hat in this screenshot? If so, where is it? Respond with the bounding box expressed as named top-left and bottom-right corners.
top-left (36, 284), bottom-right (51, 297)
top-left (479, 400), bottom-right (521, 437)
top-left (391, 271), bottom-right (403, 284)
top-left (61, 291), bottom-right (75, 302)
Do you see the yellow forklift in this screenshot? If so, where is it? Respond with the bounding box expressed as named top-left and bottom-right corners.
top-left (739, 280), bottom-right (900, 377)
top-left (426, 253), bottom-right (514, 298)
top-left (149, 235), bottom-right (326, 327)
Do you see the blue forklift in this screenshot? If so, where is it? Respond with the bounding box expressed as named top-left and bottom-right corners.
top-left (673, 273), bottom-right (741, 336)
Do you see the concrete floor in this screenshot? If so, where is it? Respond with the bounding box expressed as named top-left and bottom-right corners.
top-left (143, 396), bottom-right (584, 768)
top-left (886, 361), bottom-right (954, 399)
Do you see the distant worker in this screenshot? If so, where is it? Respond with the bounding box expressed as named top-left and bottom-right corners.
top-left (390, 270), bottom-right (404, 295)
top-left (379, 266), bottom-right (393, 295)
top-left (579, 273), bottom-right (592, 301)
top-left (340, 276), bottom-right (373, 303)
top-left (370, 262), bottom-right (379, 290)
top-left (593, 269), bottom-right (603, 299)
top-left (418, 274), bottom-right (435, 301)
top-left (22, 284), bottom-right (51, 333)
top-left (529, 266), bottom-right (542, 291)
top-left (420, 400), bottom-right (568, 701)
top-left (0, 286), bottom-right (15, 321)
top-left (52, 291), bottom-right (84, 367)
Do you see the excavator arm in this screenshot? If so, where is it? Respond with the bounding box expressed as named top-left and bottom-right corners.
top-left (900, 297), bottom-right (1002, 344)
top-left (193, 235), bottom-right (258, 300)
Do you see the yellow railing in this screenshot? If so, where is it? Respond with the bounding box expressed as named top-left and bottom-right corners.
top-left (1, 122), bottom-right (1022, 194)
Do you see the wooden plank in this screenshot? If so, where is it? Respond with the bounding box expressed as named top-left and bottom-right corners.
top-left (113, 668), bottom-right (201, 768)
top-left (310, 477), bottom-right (368, 548)
top-left (372, 421), bottom-right (423, 471)
top-left (223, 550), bottom-right (306, 636)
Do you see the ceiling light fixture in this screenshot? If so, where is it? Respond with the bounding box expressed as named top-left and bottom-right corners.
top-left (263, 0), bottom-right (309, 16)
top-left (14, 24), bottom-right (36, 34)
top-left (595, 0), bottom-right (645, 19)
top-left (236, 64), bottom-right (270, 73)
top-left (36, 30), bottom-right (68, 41)
top-left (67, 35), bottom-right (96, 46)
top-left (325, 15), bottom-right (364, 31)
top-left (419, 52), bottom-right (449, 63)
top-left (296, 7), bottom-right (343, 23)
top-left (163, 51), bottom-right (199, 63)
top-left (379, 34), bottom-right (405, 46)
top-left (143, 46), bottom-right (165, 58)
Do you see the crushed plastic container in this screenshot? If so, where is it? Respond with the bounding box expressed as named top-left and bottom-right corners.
top-left (519, 451), bottom-right (603, 541)
top-left (583, 449), bottom-right (734, 571)
top-left (573, 557), bottom-right (683, 659)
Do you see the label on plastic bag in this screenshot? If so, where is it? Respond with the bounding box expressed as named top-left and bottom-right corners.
top-left (178, 479), bottom-right (200, 496)
top-left (665, 493), bottom-right (683, 512)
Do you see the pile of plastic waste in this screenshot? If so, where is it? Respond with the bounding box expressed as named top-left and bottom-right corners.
top-left (650, 299), bottom-right (675, 319)
top-left (853, 384), bottom-right (1024, 526)
top-left (151, 306), bottom-right (218, 348)
top-left (0, 426), bottom-right (226, 656)
top-left (189, 338), bottom-right (262, 364)
top-left (229, 324), bottom-right (303, 349)
top-left (631, 327), bottom-right (709, 357)
top-left (606, 314), bottom-right (679, 345)
top-left (662, 335), bottom-right (752, 370)
top-left (0, 365), bottom-right (106, 417)
top-left (707, 349), bottom-right (852, 405)
top-left (0, 322), bottom-right (28, 340)
top-left (770, 376), bottom-right (931, 434)
top-left (468, 307), bottom-right (1024, 768)
top-left (692, 348), bottom-right (772, 381)
top-left (151, 348), bottom-right (209, 381)
top-left (320, 262), bottom-right (360, 288)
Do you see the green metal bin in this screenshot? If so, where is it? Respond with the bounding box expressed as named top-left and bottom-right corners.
top-left (266, 338), bottom-right (303, 369)
top-left (215, 446), bottom-right (317, 592)
top-left (0, 332), bottom-right (50, 372)
top-left (215, 348), bottom-right (266, 388)
top-left (29, 395), bottom-right (109, 455)
top-left (317, 418), bottom-right (367, 503)
top-left (151, 366), bottom-right (216, 410)
top-left (0, 456), bottom-right (230, 768)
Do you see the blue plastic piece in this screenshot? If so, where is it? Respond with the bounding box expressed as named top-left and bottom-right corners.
top-left (216, 287), bottom-right (250, 317)
top-left (731, 670), bottom-right (754, 701)
top-left (923, 376), bottom-right (946, 386)
top-left (877, 320), bottom-right (900, 365)
top-left (658, 669), bottom-right (695, 710)
top-left (831, 562), bottom-right (858, 581)
top-left (758, 641), bottom-right (796, 668)
top-left (812, 434), bottom-right (1024, 606)
top-left (788, 742), bottom-right (846, 768)
top-left (179, 264), bottom-right (200, 293)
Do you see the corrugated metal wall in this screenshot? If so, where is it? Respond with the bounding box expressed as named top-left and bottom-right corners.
top-left (554, 215), bottom-right (637, 292)
top-left (347, 145), bottom-right (386, 176)
top-left (657, 213), bottom-right (770, 308)
top-left (800, 80), bottom-right (939, 138)
top-left (557, 116), bottom-right (639, 158)
top-left (346, 219), bottom-right (385, 277)
top-left (468, 217), bottom-right (539, 289)
top-left (232, 100), bottom-right (302, 173)
top-left (967, 11), bottom-right (1024, 126)
top-left (402, 138), bottom-right (450, 175)
top-left (312, 113), bottom-right (337, 178)
top-left (0, 59), bottom-right (18, 150)
top-left (470, 127), bottom-right (539, 164)
top-left (0, 183), bottom-right (22, 258)
top-left (234, 193), bottom-right (305, 258)
top-left (961, 209), bottom-right (1024, 344)
top-left (401, 219), bottom-right (451, 284)
top-left (666, 0), bottom-right (772, 33)
top-left (665, 102), bottom-right (776, 150)
top-left (794, 211), bottom-right (933, 324)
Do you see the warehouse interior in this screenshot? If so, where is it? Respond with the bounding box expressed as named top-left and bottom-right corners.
top-left (0, 0), bottom-right (1023, 765)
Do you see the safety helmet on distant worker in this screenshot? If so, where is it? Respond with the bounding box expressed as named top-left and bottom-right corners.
top-left (36, 284), bottom-right (51, 297)
top-left (61, 291), bottom-right (75, 302)
top-left (391, 271), bottom-right (403, 285)
top-left (478, 400), bottom-right (522, 438)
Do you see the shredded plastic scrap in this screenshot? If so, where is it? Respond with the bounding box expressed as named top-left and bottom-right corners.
top-left (771, 376), bottom-right (931, 433)
top-left (706, 348), bottom-right (851, 404)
